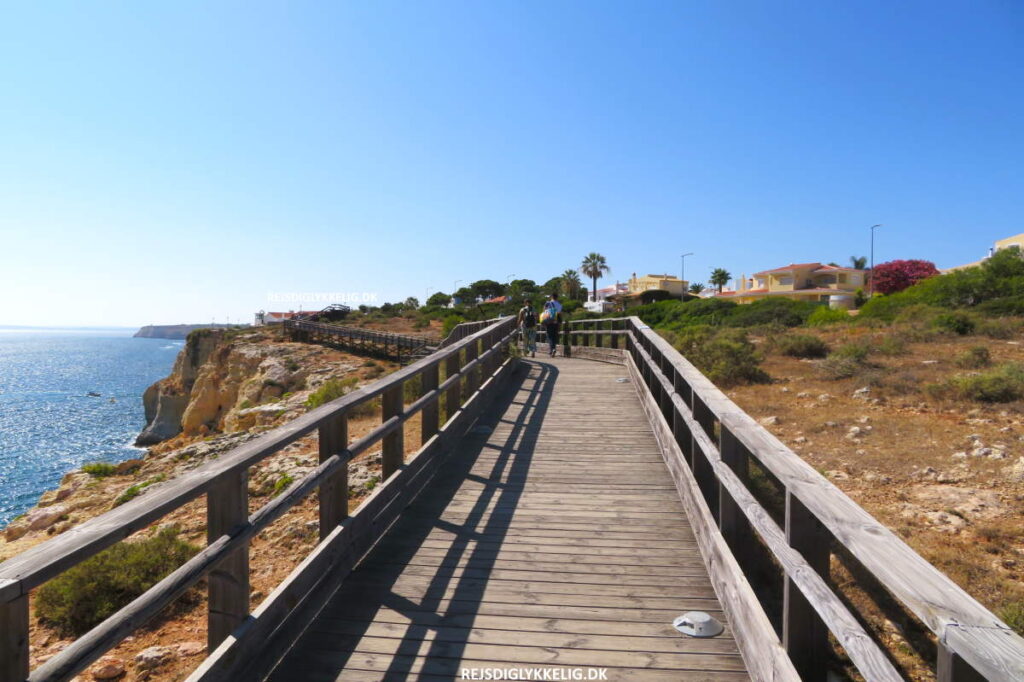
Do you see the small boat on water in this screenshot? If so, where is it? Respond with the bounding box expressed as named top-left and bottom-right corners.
top-left (87, 391), bottom-right (101, 397)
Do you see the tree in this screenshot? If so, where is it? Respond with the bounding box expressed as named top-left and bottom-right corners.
top-left (710, 268), bottom-right (732, 293)
top-left (579, 253), bottom-right (610, 302)
top-left (850, 255), bottom-right (868, 269)
top-left (426, 292), bottom-right (451, 307)
top-left (403, 296), bottom-right (420, 309)
top-left (470, 279), bottom-right (505, 301)
top-left (689, 282), bottom-right (705, 294)
top-left (453, 286), bottom-right (475, 304)
top-left (871, 259), bottom-right (939, 295)
top-left (507, 278), bottom-right (538, 302)
top-left (560, 269), bottom-right (584, 299)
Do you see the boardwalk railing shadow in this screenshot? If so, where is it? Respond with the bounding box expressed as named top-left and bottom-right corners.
top-left (267, 360), bottom-right (557, 679)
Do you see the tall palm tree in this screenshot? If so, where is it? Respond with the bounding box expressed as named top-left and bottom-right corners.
top-left (561, 269), bottom-right (583, 300)
top-left (579, 253), bottom-right (610, 302)
top-left (709, 268), bottom-right (731, 293)
top-left (688, 282), bottom-right (705, 295)
top-left (850, 255), bottom-right (868, 269)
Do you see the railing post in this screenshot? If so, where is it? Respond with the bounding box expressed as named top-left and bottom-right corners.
top-left (1, 595), bottom-right (29, 682)
top-left (207, 469), bottom-right (249, 651)
top-left (464, 340), bottom-right (479, 397)
top-left (784, 491), bottom-right (830, 682)
top-left (421, 362), bottom-right (440, 443)
top-left (937, 643), bottom-right (986, 682)
top-left (691, 395), bottom-right (719, 521)
top-left (445, 352), bottom-right (460, 422)
top-left (719, 427), bottom-right (753, 565)
top-left (382, 382), bottom-right (404, 479)
top-left (318, 412), bottom-right (349, 540)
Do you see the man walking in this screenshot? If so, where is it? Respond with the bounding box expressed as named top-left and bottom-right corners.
top-left (517, 299), bottom-right (538, 358)
top-left (541, 292), bottom-right (563, 356)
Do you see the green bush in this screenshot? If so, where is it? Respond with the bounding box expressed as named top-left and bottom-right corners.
top-left (977, 318), bottom-right (1023, 339)
top-left (875, 334), bottom-right (909, 356)
top-left (442, 314), bottom-right (466, 337)
top-left (776, 334), bottom-right (829, 358)
top-left (112, 475), bottom-right (166, 507)
top-left (938, 363), bottom-right (1024, 402)
top-left (806, 306), bottom-right (850, 327)
top-left (834, 341), bottom-right (871, 363)
top-left (81, 462), bottom-right (118, 478)
top-left (35, 527), bottom-right (200, 636)
top-left (726, 298), bottom-right (818, 328)
top-left (955, 346), bottom-right (992, 369)
top-left (1001, 601), bottom-right (1024, 636)
top-left (934, 311), bottom-right (977, 336)
top-left (305, 376), bottom-right (359, 409)
top-left (818, 355), bottom-right (867, 380)
top-left (665, 327), bottom-right (769, 387)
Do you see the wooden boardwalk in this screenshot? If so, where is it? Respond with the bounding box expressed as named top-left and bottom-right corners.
top-left (267, 356), bottom-right (748, 681)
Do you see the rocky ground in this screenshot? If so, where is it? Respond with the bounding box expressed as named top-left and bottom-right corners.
top-left (728, 324), bottom-right (1024, 680)
top-left (0, 326), bottom-right (422, 681)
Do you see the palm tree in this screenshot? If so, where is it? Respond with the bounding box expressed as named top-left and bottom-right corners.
top-left (579, 253), bottom-right (610, 302)
top-left (688, 282), bottom-right (705, 295)
top-left (709, 268), bottom-right (731, 293)
top-left (850, 255), bottom-right (868, 269)
top-left (561, 269), bottom-right (584, 300)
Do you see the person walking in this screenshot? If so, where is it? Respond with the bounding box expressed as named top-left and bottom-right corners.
top-left (541, 292), bottom-right (563, 356)
top-left (517, 299), bottom-right (538, 357)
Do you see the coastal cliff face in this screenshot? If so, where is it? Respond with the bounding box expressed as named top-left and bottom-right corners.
top-left (136, 329), bottom-right (314, 445)
top-left (133, 324), bottom-right (241, 340)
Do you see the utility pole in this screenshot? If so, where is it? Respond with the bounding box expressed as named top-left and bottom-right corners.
top-left (681, 253), bottom-right (694, 296)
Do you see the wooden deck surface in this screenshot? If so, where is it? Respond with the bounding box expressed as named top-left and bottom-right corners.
top-left (268, 356), bottom-right (748, 681)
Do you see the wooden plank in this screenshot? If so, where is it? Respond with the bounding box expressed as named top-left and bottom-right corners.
top-left (206, 470), bottom-right (249, 651)
top-left (421, 361), bottom-right (439, 442)
top-left (784, 492), bottom-right (830, 682)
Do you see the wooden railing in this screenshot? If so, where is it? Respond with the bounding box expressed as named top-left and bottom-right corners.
top-left (0, 318), bottom-right (518, 682)
top-left (437, 317), bottom-right (501, 349)
top-left (565, 317), bottom-right (1024, 682)
top-left (283, 319), bottom-right (435, 362)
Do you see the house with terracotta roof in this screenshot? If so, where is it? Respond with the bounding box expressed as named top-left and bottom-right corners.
top-left (716, 263), bottom-right (866, 306)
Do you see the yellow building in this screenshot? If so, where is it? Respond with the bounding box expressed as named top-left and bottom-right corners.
top-left (944, 232), bottom-right (1024, 272)
top-left (717, 262), bottom-right (866, 305)
top-left (627, 273), bottom-right (688, 298)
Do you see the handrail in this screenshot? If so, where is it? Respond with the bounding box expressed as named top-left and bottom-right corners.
top-left (564, 316), bottom-right (1024, 681)
top-left (0, 317), bottom-right (518, 682)
top-left (437, 317), bottom-right (502, 349)
top-left (283, 319), bottom-right (435, 349)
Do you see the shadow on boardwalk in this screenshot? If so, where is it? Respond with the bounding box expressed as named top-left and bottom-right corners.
top-left (269, 359), bottom-right (558, 680)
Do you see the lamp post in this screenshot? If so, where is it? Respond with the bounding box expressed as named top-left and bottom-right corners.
top-left (681, 253), bottom-right (694, 296)
top-left (869, 225), bottom-right (882, 297)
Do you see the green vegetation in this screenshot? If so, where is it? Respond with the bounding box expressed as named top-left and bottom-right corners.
top-left (776, 334), bottom-right (830, 358)
top-left (1000, 601), bottom-right (1024, 636)
top-left (112, 475), bottom-right (166, 507)
top-left (955, 346), bottom-right (992, 369)
top-left (273, 473), bottom-right (295, 497)
top-left (81, 462), bottom-right (119, 478)
top-left (662, 327), bottom-right (769, 387)
top-left (931, 363), bottom-right (1024, 403)
top-left (806, 306), bottom-right (849, 327)
top-left (305, 376), bottom-right (359, 408)
top-left (35, 526), bottom-right (199, 636)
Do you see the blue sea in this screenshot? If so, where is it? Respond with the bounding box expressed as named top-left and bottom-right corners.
top-left (0, 330), bottom-right (180, 527)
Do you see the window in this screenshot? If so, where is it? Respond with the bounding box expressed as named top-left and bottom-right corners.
top-left (838, 274), bottom-right (847, 284)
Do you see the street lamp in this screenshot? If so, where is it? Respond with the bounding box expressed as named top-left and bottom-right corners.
top-left (681, 253), bottom-right (694, 294)
top-left (869, 225), bottom-right (882, 297)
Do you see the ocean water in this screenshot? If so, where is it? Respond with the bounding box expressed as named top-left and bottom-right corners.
top-left (0, 330), bottom-right (180, 527)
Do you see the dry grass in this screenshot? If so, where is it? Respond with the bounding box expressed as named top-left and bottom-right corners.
top-left (731, 323), bottom-right (1024, 679)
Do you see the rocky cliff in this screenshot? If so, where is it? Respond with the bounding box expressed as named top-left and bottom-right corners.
top-left (136, 329), bottom-right (319, 445)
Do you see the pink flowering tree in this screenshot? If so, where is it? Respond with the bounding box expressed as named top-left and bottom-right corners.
top-left (870, 259), bottom-right (939, 295)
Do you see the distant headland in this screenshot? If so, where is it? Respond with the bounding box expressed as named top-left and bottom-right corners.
top-left (133, 324), bottom-right (246, 339)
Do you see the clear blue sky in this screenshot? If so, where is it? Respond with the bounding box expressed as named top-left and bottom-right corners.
top-left (2, 1), bottom-right (1022, 327)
